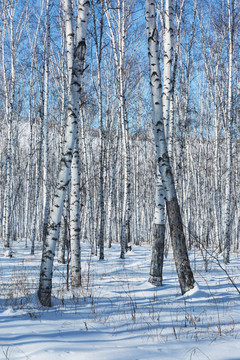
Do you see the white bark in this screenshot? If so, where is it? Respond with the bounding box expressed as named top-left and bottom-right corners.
top-left (58, 197), bottom-right (69, 264)
top-left (92, 3), bottom-right (105, 259)
top-left (42, 0), bottom-right (51, 244)
top-left (149, 168), bottom-right (165, 286)
top-left (38, 0), bottom-right (89, 306)
top-left (80, 111), bottom-right (95, 254)
top-left (2, 4), bottom-right (19, 251)
top-left (162, 0), bottom-right (173, 142)
top-left (199, 15), bottom-right (224, 252)
top-left (145, 0), bottom-right (195, 295)
top-left (224, 0), bottom-right (234, 264)
top-left (104, 0), bottom-right (131, 259)
top-left (109, 125), bottom-right (120, 248)
top-left (70, 137), bottom-right (81, 287)
top-left (168, 0), bottom-right (185, 162)
top-left (30, 82), bottom-right (44, 255)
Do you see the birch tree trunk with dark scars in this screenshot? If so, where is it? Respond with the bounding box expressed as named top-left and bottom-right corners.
top-left (70, 137), bottom-right (81, 287)
top-left (30, 82), bottom-right (44, 255)
top-left (38, 0), bottom-right (90, 306)
top-left (149, 169), bottom-right (165, 286)
top-left (92, 2), bottom-right (105, 260)
top-left (42, 0), bottom-right (51, 245)
top-left (145, 0), bottom-right (195, 295)
top-left (2, 8), bottom-right (15, 252)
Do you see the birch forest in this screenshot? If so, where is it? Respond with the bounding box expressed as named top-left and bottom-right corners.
top-left (0, 0), bottom-right (240, 308)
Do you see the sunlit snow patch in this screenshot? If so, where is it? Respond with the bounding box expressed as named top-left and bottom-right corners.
top-left (179, 282), bottom-right (208, 301)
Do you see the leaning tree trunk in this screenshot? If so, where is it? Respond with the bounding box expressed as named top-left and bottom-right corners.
top-left (38, 0), bottom-right (90, 306)
top-left (145, 0), bottom-right (195, 295)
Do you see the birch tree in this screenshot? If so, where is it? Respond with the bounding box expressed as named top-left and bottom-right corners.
top-left (38, 0), bottom-right (90, 306)
top-left (91, 0), bottom-right (105, 260)
top-left (223, 0), bottom-right (234, 264)
top-left (104, 0), bottom-right (132, 259)
top-left (162, 0), bottom-right (173, 143)
top-left (70, 136), bottom-right (81, 287)
top-left (145, 0), bottom-right (195, 295)
top-left (198, 8), bottom-right (225, 252)
top-left (42, 0), bottom-right (51, 245)
top-left (149, 0), bottom-right (174, 286)
top-left (2, 0), bottom-right (29, 253)
top-left (30, 77), bottom-right (44, 255)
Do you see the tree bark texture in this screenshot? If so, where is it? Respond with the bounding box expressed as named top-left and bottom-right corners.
top-left (149, 169), bottom-right (165, 286)
top-left (145, 0), bottom-right (195, 295)
top-left (149, 224), bottom-right (165, 286)
top-left (70, 138), bottom-right (81, 287)
top-left (38, 0), bottom-right (89, 306)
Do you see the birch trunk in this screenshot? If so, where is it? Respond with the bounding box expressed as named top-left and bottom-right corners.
top-left (145, 0), bottom-right (195, 295)
top-left (30, 83), bottom-right (44, 255)
top-left (23, 7), bottom-right (44, 248)
top-left (107, 125), bottom-right (120, 248)
top-left (2, 6), bottom-right (18, 253)
top-left (92, 3), bottom-right (105, 259)
top-left (58, 195), bottom-right (69, 264)
top-left (104, 0), bottom-right (131, 259)
top-left (42, 0), bottom-right (51, 245)
top-left (162, 0), bottom-right (173, 143)
top-left (38, 0), bottom-right (89, 306)
top-left (119, 0), bottom-right (130, 259)
top-left (80, 112), bottom-right (95, 254)
top-left (2, 18), bottom-right (12, 251)
top-left (70, 137), bottom-right (81, 287)
top-left (213, 102), bottom-right (221, 251)
top-left (149, 169), bottom-right (165, 286)
top-left (168, 0), bottom-right (184, 162)
top-left (224, 0), bottom-right (234, 264)
top-left (58, 218), bottom-right (67, 264)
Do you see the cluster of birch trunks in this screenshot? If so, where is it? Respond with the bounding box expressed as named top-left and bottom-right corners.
top-left (0, 0), bottom-right (238, 306)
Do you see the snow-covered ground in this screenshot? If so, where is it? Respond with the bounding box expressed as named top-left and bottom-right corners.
top-left (0, 240), bottom-right (240, 360)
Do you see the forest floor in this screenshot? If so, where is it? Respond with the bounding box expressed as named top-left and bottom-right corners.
top-left (0, 239), bottom-right (240, 360)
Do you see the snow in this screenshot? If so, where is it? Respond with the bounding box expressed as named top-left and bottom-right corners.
top-left (0, 240), bottom-right (240, 360)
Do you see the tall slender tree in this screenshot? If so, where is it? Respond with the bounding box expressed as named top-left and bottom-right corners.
top-left (38, 0), bottom-right (90, 306)
top-left (104, 0), bottom-right (132, 259)
top-left (224, 0), bottom-right (234, 264)
top-left (145, 0), bottom-right (195, 295)
top-left (42, 0), bottom-right (51, 245)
